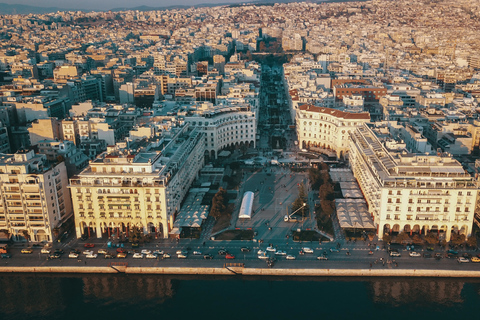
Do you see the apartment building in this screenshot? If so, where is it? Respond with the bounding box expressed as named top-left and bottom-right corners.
top-left (0, 149), bottom-right (73, 242)
top-left (349, 124), bottom-right (477, 241)
top-left (183, 105), bottom-right (256, 159)
top-left (296, 104), bottom-right (370, 158)
top-left (69, 125), bottom-right (204, 239)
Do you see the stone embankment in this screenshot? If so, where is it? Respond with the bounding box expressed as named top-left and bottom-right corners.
top-left (1, 266), bottom-right (480, 278)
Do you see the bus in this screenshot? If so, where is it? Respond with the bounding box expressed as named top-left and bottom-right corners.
top-left (0, 244), bottom-right (8, 254)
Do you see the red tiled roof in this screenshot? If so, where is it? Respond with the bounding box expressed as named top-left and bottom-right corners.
top-left (298, 104), bottom-right (370, 120)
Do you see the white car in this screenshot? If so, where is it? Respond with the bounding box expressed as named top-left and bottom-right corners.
top-left (86, 253), bottom-right (98, 259)
top-left (302, 247), bottom-right (314, 254)
top-left (258, 254), bottom-right (269, 260)
top-left (68, 253), bottom-right (79, 259)
top-left (141, 249), bottom-right (151, 255)
top-left (145, 253), bottom-right (157, 259)
top-left (458, 257), bottom-right (470, 263)
top-left (409, 251), bottom-right (421, 257)
top-left (193, 251), bottom-right (202, 255)
top-left (317, 255), bottom-right (328, 260)
top-left (275, 250), bottom-right (287, 256)
top-left (41, 248), bottom-right (51, 254)
top-left (162, 253), bottom-right (171, 259)
top-left (83, 250), bottom-right (94, 255)
top-left (98, 249), bottom-right (108, 254)
top-left (177, 253), bottom-right (187, 259)
top-left (286, 255), bottom-right (296, 260)
top-left (133, 253), bottom-right (144, 259)
top-left (266, 246), bottom-right (276, 252)
top-left (257, 250), bottom-right (266, 255)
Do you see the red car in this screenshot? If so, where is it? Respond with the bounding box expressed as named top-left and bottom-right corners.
top-left (225, 253), bottom-right (235, 260)
top-left (84, 243), bottom-right (95, 248)
top-left (116, 248), bottom-right (127, 253)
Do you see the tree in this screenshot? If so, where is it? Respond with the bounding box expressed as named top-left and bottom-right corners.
top-left (450, 233), bottom-right (466, 246)
top-left (210, 188), bottom-right (228, 220)
top-left (319, 182), bottom-right (334, 201)
top-left (425, 233), bottom-right (438, 245)
top-left (395, 232), bottom-right (410, 244)
top-left (383, 234), bottom-right (392, 244)
top-left (292, 183), bottom-right (309, 215)
top-left (467, 236), bottom-right (477, 248)
top-left (22, 230), bottom-right (30, 244)
top-left (129, 225), bottom-right (145, 244)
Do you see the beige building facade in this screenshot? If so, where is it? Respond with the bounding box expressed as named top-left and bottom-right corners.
top-left (69, 125), bottom-right (204, 239)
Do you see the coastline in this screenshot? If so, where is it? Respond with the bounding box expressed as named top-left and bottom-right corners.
top-left (1, 266), bottom-right (480, 278)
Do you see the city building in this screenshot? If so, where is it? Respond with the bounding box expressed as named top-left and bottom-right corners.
top-left (349, 124), bottom-right (477, 241)
top-left (0, 149), bottom-right (73, 242)
top-left (69, 125), bottom-right (204, 239)
top-left (296, 104), bottom-right (370, 158)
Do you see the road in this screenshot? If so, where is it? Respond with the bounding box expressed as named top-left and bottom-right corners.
top-left (3, 238), bottom-right (480, 272)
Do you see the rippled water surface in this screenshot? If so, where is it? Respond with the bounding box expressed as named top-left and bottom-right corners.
top-left (0, 274), bottom-right (479, 320)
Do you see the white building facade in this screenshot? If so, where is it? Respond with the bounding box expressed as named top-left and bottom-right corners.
top-left (296, 104), bottom-right (370, 158)
top-left (349, 124), bottom-right (477, 241)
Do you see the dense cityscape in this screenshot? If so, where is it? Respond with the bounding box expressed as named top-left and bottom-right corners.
top-left (0, 0), bottom-right (479, 273)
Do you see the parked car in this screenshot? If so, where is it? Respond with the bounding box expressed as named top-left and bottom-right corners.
top-left (266, 246), bottom-right (276, 252)
top-left (203, 254), bottom-right (213, 260)
top-left (193, 251), bottom-right (202, 255)
top-left (177, 253), bottom-right (187, 259)
top-left (258, 254), bottom-right (269, 260)
top-left (409, 251), bottom-right (421, 257)
top-left (132, 243), bottom-right (139, 248)
top-left (132, 253), bottom-right (144, 259)
top-left (140, 249), bottom-right (151, 255)
top-left (446, 253), bottom-right (457, 259)
top-left (434, 253), bottom-right (443, 260)
top-left (68, 253), bottom-right (79, 259)
top-left (458, 257), bottom-right (470, 263)
top-left (240, 247), bottom-right (251, 252)
top-left (117, 252), bottom-right (127, 259)
top-left (98, 249), bottom-right (108, 255)
top-left (41, 248), bottom-right (51, 254)
top-left (116, 248), bottom-right (127, 253)
top-left (471, 256), bottom-right (480, 263)
top-left (84, 243), bottom-right (95, 248)
top-left (257, 250), bottom-right (265, 255)
top-left (70, 249), bottom-right (81, 255)
top-left (302, 247), bottom-right (314, 254)
top-left (86, 253), bottom-right (98, 259)
top-left (1, 253), bottom-right (12, 259)
top-left (329, 248), bottom-right (339, 253)
top-left (54, 249), bottom-right (64, 255)
top-left (285, 255), bottom-right (296, 260)
top-left (275, 250), bottom-right (287, 256)
top-left (176, 250), bottom-right (188, 256)
top-left (317, 255), bottom-right (328, 260)
top-left (21, 248), bottom-right (33, 254)
top-left (145, 253), bottom-right (157, 259)
top-left (218, 249), bottom-right (228, 255)
top-left (162, 253), bottom-right (171, 259)
top-left (49, 253), bottom-right (61, 259)
top-left (225, 253), bottom-right (235, 259)
top-left (104, 254), bottom-right (115, 259)
top-left (83, 250), bottom-right (94, 255)
top-left (153, 250), bottom-right (164, 255)
top-left (447, 249), bottom-right (458, 255)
